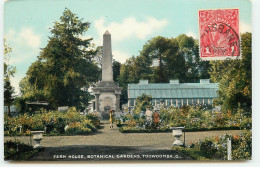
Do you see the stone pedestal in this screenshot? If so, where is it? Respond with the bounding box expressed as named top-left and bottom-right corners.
top-left (171, 127), bottom-right (184, 146)
top-left (31, 131), bottom-right (44, 149)
top-left (92, 81), bottom-right (122, 113)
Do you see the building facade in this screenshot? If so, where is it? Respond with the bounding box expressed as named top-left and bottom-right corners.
top-left (128, 79), bottom-right (218, 108)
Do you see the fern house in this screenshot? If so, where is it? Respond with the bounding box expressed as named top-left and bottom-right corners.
top-left (127, 79), bottom-right (219, 108)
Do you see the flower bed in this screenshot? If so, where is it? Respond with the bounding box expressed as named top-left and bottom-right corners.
top-left (119, 126), bottom-right (242, 133)
top-left (118, 106), bottom-right (251, 133)
top-left (4, 107), bottom-right (100, 136)
top-left (160, 106), bottom-right (251, 130)
top-left (175, 130), bottom-right (252, 160)
top-left (119, 126), bottom-right (171, 133)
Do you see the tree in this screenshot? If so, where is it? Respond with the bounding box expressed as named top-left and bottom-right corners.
top-left (20, 9), bottom-right (101, 110)
top-left (112, 60), bottom-right (121, 82)
top-left (118, 56), bottom-right (142, 104)
top-left (209, 33), bottom-right (252, 113)
top-left (139, 36), bottom-right (171, 83)
top-left (4, 38), bottom-right (16, 116)
top-left (133, 94), bottom-right (153, 115)
top-left (118, 34), bottom-right (211, 104)
top-left (176, 34), bottom-right (210, 82)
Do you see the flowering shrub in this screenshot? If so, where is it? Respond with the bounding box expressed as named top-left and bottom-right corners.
top-left (185, 130), bottom-right (252, 160)
top-left (4, 108), bottom-right (99, 136)
top-left (120, 105), bottom-right (251, 132)
top-left (160, 106), bottom-right (251, 130)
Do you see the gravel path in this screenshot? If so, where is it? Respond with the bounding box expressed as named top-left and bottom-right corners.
top-left (4, 121), bottom-right (244, 161)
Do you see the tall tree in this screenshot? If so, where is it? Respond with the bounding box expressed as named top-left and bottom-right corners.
top-left (118, 56), bottom-right (137, 104)
top-left (118, 34), bottom-right (211, 104)
top-left (140, 36), bottom-right (171, 83)
top-left (20, 9), bottom-right (101, 110)
top-left (4, 39), bottom-right (16, 116)
top-left (176, 34), bottom-right (210, 82)
top-left (209, 33), bottom-right (252, 113)
top-left (112, 60), bottom-right (121, 82)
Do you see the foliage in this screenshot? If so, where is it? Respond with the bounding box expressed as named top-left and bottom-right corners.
top-left (19, 8), bottom-right (101, 111)
top-left (4, 38), bottom-right (16, 81)
top-left (4, 80), bottom-right (15, 115)
top-left (119, 125), bottom-right (170, 133)
top-left (112, 60), bottom-right (121, 82)
top-left (209, 33), bottom-right (252, 113)
top-left (158, 106), bottom-right (251, 130)
top-left (4, 107), bottom-right (99, 136)
top-left (118, 34), bottom-right (210, 104)
top-left (172, 146), bottom-right (209, 160)
top-left (185, 130), bottom-right (252, 160)
top-left (119, 105), bottom-right (251, 133)
top-left (4, 38), bottom-right (16, 116)
top-left (132, 94), bottom-right (153, 115)
top-left (4, 140), bottom-right (39, 160)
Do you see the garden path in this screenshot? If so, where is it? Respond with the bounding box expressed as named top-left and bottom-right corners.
top-left (4, 121), bottom-right (244, 161)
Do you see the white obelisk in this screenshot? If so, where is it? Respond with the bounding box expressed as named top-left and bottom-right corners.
top-left (102, 31), bottom-right (113, 82)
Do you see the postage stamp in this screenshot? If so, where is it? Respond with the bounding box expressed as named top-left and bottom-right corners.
top-left (199, 9), bottom-right (241, 60)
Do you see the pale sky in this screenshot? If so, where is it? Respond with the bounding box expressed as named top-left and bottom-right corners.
top-left (3, 0), bottom-right (252, 94)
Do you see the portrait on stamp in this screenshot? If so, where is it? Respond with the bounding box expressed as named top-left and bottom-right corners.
top-left (199, 9), bottom-right (241, 60)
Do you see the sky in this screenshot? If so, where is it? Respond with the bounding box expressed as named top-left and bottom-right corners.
top-left (3, 0), bottom-right (252, 94)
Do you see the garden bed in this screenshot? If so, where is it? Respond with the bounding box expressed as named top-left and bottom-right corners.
top-left (4, 140), bottom-right (40, 161)
top-left (173, 130), bottom-right (252, 160)
top-left (173, 146), bottom-right (209, 160)
top-left (4, 108), bottom-right (101, 136)
top-left (119, 126), bottom-right (242, 133)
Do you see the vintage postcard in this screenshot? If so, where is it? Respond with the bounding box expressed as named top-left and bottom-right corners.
top-left (3, 0), bottom-right (252, 162)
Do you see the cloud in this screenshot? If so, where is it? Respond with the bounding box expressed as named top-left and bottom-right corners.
top-left (6, 27), bottom-right (41, 48)
top-left (5, 27), bottom-right (42, 65)
top-left (19, 28), bottom-right (41, 48)
top-left (8, 52), bottom-right (36, 65)
top-left (112, 50), bottom-right (131, 63)
top-left (94, 16), bottom-right (168, 44)
top-left (186, 31), bottom-right (198, 39)
top-left (240, 21), bottom-right (252, 33)
top-left (4, 27), bottom-right (42, 94)
top-left (10, 74), bottom-right (25, 95)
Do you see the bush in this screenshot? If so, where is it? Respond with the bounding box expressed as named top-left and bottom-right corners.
top-left (4, 140), bottom-right (39, 160)
top-left (160, 106), bottom-right (251, 130)
top-left (120, 105), bottom-right (251, 133)
top-left (184, 130), bottom-right (252, 160)
top-left (4, 108), bottom-right (99, 136)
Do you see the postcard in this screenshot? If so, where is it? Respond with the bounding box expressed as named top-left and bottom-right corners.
top-left (3, 0), bottom-right (252, 162)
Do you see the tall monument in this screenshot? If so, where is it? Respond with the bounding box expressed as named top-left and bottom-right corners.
top-left (92, 31), bottom-right (122, 118)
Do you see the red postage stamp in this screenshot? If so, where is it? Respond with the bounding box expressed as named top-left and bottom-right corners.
top-left (199, 9), bottom-right (240, 60)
